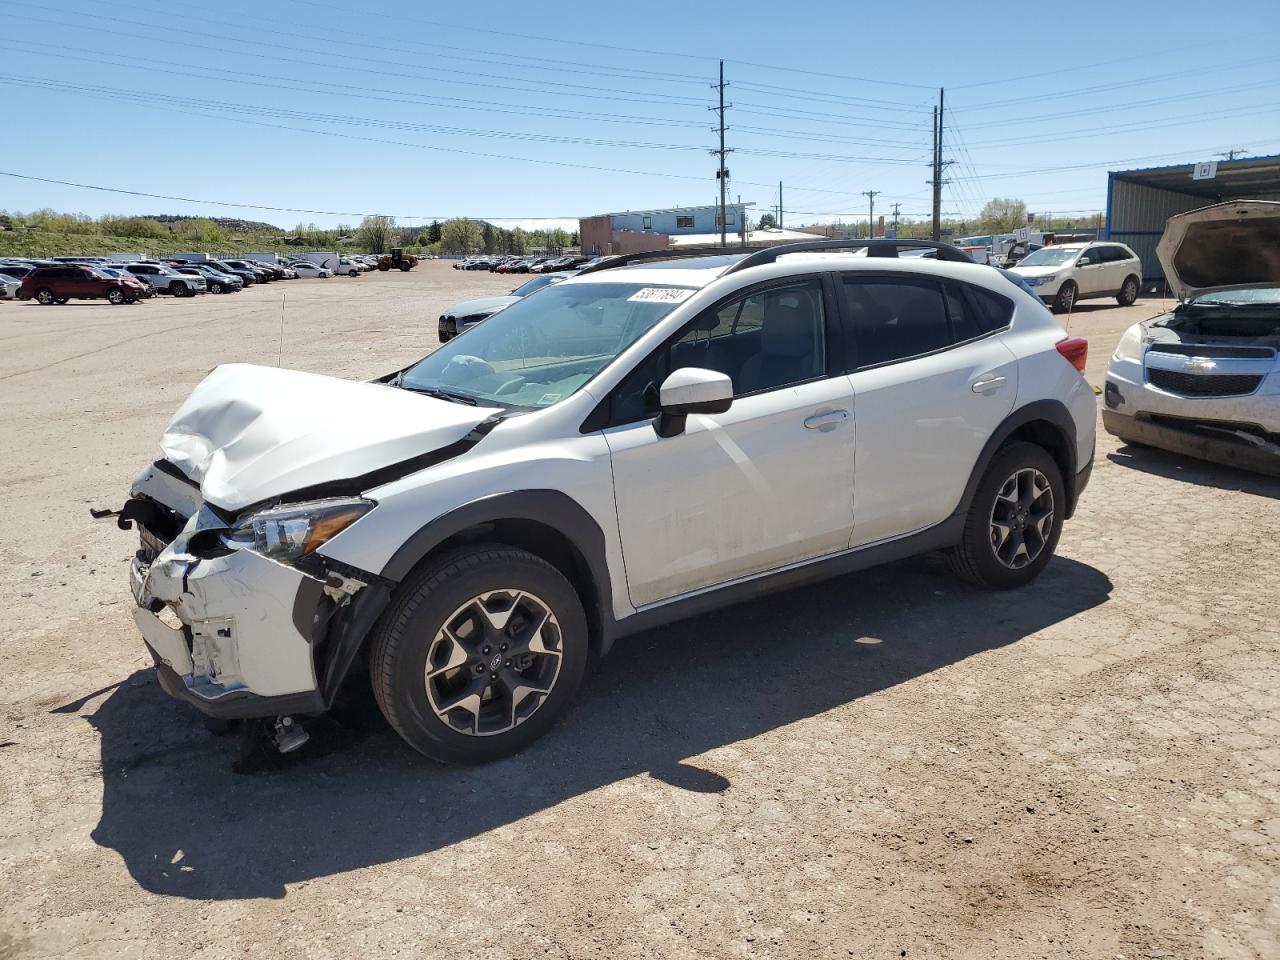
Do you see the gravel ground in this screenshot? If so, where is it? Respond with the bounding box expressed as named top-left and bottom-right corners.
top-left (0, 265), bottom-right (1276, 960)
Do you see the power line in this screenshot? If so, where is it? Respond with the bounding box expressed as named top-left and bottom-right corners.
top-left (0, 170), bottom-right (581, 220)
top-left (950, 27), bottom-right (1280, 89)
top-left (956, 53), bottom-right (1280, 111)
top-left (0, 74), bottom-right (708, 153)
top-left (0, 20), bottom-right (712, 109)
top-left (69, 0), bottom-right (710, 85)
top-left (959, 77), bottom-right (1280, 131)
top-left (0, 41), bottom-right (708, 129)
top-left (0, 71), bottom-right (927, 167)
top-left (953, 137), bottom-right (1280, 181)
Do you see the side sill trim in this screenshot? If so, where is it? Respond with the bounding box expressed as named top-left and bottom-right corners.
top-left (607, 515), bottom-right (963, 642)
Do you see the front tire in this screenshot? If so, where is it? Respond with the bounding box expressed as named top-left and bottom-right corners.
top-left (1116, 275), bottom-right (1139, 306)
top-left (210, 281), bottom-right (224, 294)
top-left (369, 544), bottom-right (589, 763)
top-left (1052, 281), bottom-right (1077, 314)
top-left (949, 442), bottom-right (1064, 589)
top-left (349, 269), bottom-right (359, 277)
top-left (106, 288), bottom-right (125, 305)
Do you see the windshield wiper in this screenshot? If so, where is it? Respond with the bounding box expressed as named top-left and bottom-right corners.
top-left (401, 384), bottom-right (479, 405)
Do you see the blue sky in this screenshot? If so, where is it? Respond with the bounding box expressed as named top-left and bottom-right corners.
top-left (2, 0), bottom-right (1278, 233)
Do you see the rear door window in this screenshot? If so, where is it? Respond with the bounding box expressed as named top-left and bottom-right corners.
top-left (842, 276), bottom-right (951, 367)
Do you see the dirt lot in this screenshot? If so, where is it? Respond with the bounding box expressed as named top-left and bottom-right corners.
top-left (1, 264), bottom-right (1277, 960)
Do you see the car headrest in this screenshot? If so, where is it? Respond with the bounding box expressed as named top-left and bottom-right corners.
top-left (761, 298), bottom-right (815, 358)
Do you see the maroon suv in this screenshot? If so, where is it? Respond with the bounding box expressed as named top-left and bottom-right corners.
top-left (18, 265), bottom-right (148, 305)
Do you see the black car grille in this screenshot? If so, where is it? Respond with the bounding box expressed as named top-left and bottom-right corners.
top-left (1147, 369), bottom-right (1263, 397)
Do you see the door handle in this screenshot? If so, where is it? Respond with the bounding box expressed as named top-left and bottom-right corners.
top-left (804, 409), bottom-right (849, 430)
top-left (971, 375), bottom-right (1007, 394)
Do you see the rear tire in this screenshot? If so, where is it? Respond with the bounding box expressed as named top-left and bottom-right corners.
top-left (168, 282), bottom-right (186, 297)
top-left (55, 296), bottom-right (70, 305)
top-left (1052, 281), bottom-right (1077, 314)
top-left (35, 288), bottom-right (55, 305)
top-left (369, 544), bottom-right (589, 763)
top-left (948, 441), bottom-right (1065, 590)
top-left (1116, 275), bottom-right (1139, 306)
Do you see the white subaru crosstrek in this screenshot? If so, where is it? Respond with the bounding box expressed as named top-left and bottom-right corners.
top-left (1011, 241), bottom-right (1143, 314)
top-left (117, 241), bottom-right (1096, 763)
top-left (1104, 200), bottom-right (1280, 476)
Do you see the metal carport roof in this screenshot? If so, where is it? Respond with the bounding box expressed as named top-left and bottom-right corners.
top-left (1105, 154), bottom-right (1280, 284)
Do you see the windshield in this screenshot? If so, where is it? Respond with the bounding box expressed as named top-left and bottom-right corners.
top-left (401, 281), bottom-right (695, 408)
top-left (1017, 246), bottom-right (1081, 267)
top-left (1192, 286), bottom-right (1280, 305)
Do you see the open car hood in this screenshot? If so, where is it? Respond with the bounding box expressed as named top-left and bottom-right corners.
top-left (158, 363), bottom-right (500, 511)
top-left (1157, 200), bottom-right (1280, 301)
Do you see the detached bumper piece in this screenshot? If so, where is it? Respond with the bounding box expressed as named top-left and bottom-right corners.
top-left (1103, 410), bottom-right (1280, 477)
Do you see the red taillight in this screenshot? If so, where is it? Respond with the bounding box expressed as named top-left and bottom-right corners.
top-left (1055, 336), bottom-right (1088, 372)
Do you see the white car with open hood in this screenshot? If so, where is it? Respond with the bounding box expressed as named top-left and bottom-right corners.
top-left (1104, 200), bottom-right (1280, 476)
top-left (118, 240), bottom-right (1096, 763)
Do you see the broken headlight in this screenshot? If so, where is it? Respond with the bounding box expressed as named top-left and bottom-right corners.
top-left (221, 498), bottom-right (373, 563)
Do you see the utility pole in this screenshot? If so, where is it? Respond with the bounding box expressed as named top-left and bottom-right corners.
top-left (709, 60), bottom-right (733, 247)
top-left (929, 88), bottom-right (949, 241)
top-left (778, 180), bottom-right (783, 228)
top-left (1216, 148), bottom-right (1248, 161)
top-left (891, 202), bottom-right (901, 236)
top-left (862, 190), bottom-right (880, 239)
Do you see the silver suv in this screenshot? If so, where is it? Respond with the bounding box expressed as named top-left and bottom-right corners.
top-left (118, 262), bottom-right (206, 297)
top-left (1104, 200), bottom-right (1280, 476)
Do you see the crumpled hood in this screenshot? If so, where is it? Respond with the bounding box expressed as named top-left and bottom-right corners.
top-left (444, 295), bottom-right (519, 318)
top-left (1158, 200), bottom-right (1280, 301)
top-left (159, 363), bottom-right (500, 511)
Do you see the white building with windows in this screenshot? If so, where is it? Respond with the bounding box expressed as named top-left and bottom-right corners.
top-left (580, 203), bottom-right (753, 256)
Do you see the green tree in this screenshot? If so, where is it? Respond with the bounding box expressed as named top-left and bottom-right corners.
top-left (357, 215), bottom-right (395, 254)
top-left (509, 226), bottom-right (527, 255)
top-left (427, 220), bottom-right (442, 244)
top-left (757, 212), bottom-right (777, 229)
top-left (546, 228), bottom-right (569, 254)
top-left (978, 197), bottom-right (1028, 233)
top-left (440, 218), bottom-right (482, 253)
top-left (481, 222), bottom-right (499, 254)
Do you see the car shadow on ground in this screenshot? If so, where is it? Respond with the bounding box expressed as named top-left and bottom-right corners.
top-left (78, 552), bottom-right (1111, 900)
top-left (1107, 444), bottom-right (1280, 499)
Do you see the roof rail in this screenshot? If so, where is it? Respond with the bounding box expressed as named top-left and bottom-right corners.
top-left (720, 238), bottom-right (974, 276)
top-left (574, 246), bottom-right (742, 277)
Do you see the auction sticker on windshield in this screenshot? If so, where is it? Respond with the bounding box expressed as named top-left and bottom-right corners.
top-left (627, 287), bottom-right (696, 304)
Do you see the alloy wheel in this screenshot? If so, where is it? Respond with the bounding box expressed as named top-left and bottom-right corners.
top-left (988, 467), bottom-right (1054, 569)
top-left (424, 589), bottom-right (563, 736)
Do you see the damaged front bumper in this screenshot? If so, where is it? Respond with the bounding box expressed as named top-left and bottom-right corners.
top-left (1102, 409), bottom-right (1280, 477)
top-left (124, 464), bottom-right (391, 721)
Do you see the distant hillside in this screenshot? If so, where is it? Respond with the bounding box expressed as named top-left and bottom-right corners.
top-left (148, 214), bottom-right (283, 233)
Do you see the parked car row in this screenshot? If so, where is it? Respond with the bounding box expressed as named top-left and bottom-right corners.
top-left (453, 254), bottom-right (610, 274)
top-left (0, 252), bottom-right (389, 306)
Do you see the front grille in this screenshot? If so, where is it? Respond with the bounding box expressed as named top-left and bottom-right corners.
top-left (1147, 343), bottom-right (1275, 359)
top-left (1147, 369), bottom-right (1263, 397)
